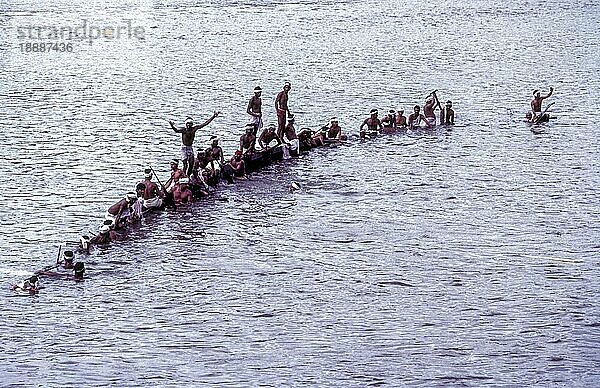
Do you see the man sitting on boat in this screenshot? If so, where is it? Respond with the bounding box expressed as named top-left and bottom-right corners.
top-left (531, 87), bottom-right (553, 117)
top-left (130, 183), bottom-right (146, 221)
top-left (35, 250), bottom-right (75, 276)
top-left (297, 127), bottom-right (322, 148)
top-left (105, 192), bottom-right (138, 228)
top-left (283, 114), bottom-right (300, 155)
top-left (209, 136), bottom-right (225, 166)
top-left (327, 117), bottom-right (345, 142)
top-left (239, 124), bottom-right (257, 156)
top-left (408, 105), bottom-right (433, 130)
top-left (141, 168), bottom-right (164, 210)
top-left (258, 124), bottom-right (283, 151)
top-left (360, 109), bottom-right (382, 138)
top-left (165, 159), bottom-right (186, 191)
top-left (35, 251), bottom-right (85, 280)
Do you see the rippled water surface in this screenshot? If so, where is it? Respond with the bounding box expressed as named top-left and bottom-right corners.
top-left (1, 0), bottom-right (599, 386)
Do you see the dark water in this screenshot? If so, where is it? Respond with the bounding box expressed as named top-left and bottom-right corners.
top-left (1, 0), bottom-right (599, 386)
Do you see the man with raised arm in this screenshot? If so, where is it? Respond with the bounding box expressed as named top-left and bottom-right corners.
top-left (247, 86), bottom-right (263, 135)
top-left (531, 87), bottom-right (554, 120)
top-left (275, 82), bottom-right (292, 140)
top-left (169, 111), bottom-right (220, 177)
top-left (423, 91), bottom-right (441, 127)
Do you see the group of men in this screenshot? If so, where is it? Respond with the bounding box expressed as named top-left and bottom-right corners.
top-left (13, 249), bottom-right (86, 293)
top-left (360, 91), bottom-right (455, 138)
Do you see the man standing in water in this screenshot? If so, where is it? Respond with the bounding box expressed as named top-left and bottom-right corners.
top-left (440, 101), bottom-right (455, 125)
top-left (247, 86), bottom-right (263, 135)
top-left (275, 82), bottom-right (292, 140)
top-left (531, 87), bottom-right (553, 118)
top-left (359, 109), bottom-right (383, 138)
top-left (408, 105), bottom-right (433, 130)
top-left (423, 91), bottom-right (441, 127)
top-left (169, 111), bottom-right (220, 177)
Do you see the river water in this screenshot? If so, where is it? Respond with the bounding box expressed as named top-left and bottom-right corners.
top-left (1, 0), bottom-right (599, 386)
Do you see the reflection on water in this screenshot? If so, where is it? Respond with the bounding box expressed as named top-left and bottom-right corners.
top-left (1, 0), bottom-right (599, 386)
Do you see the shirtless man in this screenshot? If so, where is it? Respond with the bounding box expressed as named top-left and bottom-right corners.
top-left (275, 82), bottom-right (292, 139)
top-left (395, 109), bottom-right (407, 128)
top-left (247, 86), bottom-right (263, 135)
top-left (408, 105), bottom-right (433, 130)
top-left (201, 141), bottom-right (221, 185)
top-left (171, 177), bottom-right (193, 205)
top-left (90, 221), bottom-right (119, 244)
top-left (258, 124), bottom-right (283, 150)
top-left (440, 100), bottom-right (455, 125)
top-left (164, 159), bottom-right (186, 191)
top-left (283, 114), bottom-right (300, 154)
top-left (142, 168), bottom-right (164, 209)
top-left (423, 92), bottom-right (440, 126)
top-left (531, 87), bottom-right (554, 119)
top-left (239, 124), bottom-right (257, 156)
top-left (325, 117), bottom-right (342, 142)
top-left (381, 109), bottom-right (397, 132)
top-left (13, 275), bottom-right (40, 293)
top-left (169, 111), bottom-right (220, 177)
top-left (209, 136), bottom-right (225, 165)
top-left (105, 192), bottom-right (137, 227)
top-left (129, 183), bottom-right (146, 221)
top-left (360, 109), bottom-right (383, 138)
top-left (227, 150), bottom-right (246, 178)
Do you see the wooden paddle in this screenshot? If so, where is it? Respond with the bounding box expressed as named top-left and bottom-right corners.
top-left (149, 165), bottom-right (167, 194)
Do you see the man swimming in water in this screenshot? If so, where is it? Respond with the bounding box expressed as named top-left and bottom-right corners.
top-left (360, 109), bottom-right (383, 138)
top-left (275, 82), bottom-right (292, 140)
top-left (169, 111), bottom-right (220, 177)
top-left (13, 275), bottom-right (40, 293)
top-left (247, 86), bottom-right (263, 135)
